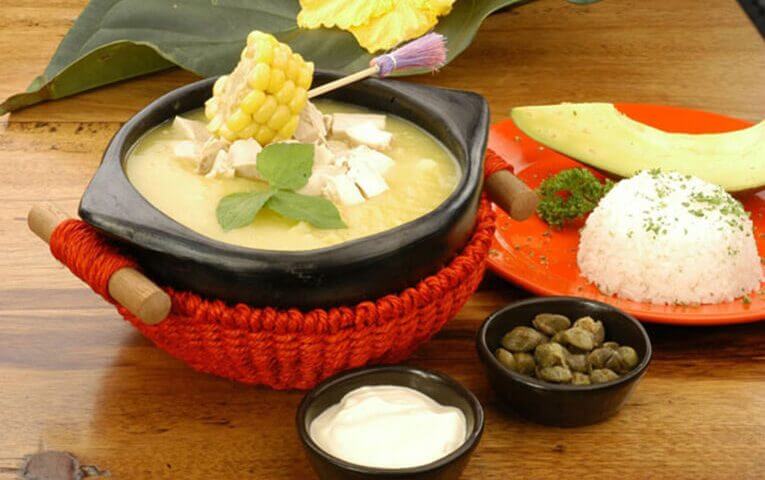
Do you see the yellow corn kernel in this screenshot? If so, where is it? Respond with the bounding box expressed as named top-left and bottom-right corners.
top-left (267, 69), bottom-right (286, 94)
top-left (248, 63), bottom-right (271, 91)
top-left (275, 80), bottom-right (296, 105)
top-left (253, 95), bottom-right (278, 124)
top-left (247, 31), bottom-right (276, 47)
top-left (277, 115), bottom-right (300, 140)
top-left (286, 57), bottom-right (301, 82)
top-left (207, 114), bottom-right (224, 133)
top-left (205, 98), bottom-right (219, 119)
top-left (213, 76), bottom-right (228, 96)
top-left (297, 63), bottom-right (313, 90)
top-left (288, 87), bottom-right (308, 113)
top-left (256, 126), bottom-right (276, 145)
top-left (246, 31), bottom-right (262, 46)
top-left (240, 89), bottom-right (266, 114)
top-left (254, 46), bottom-right (274, 64)
top-left (267, 105), bottom-right (291, 131)
top-left (226, 108), bottom-right (252, 133)
top-left (238, 122), bottom-right (260, 140)
top-left (219, 125), bottom-right (239, 142)
top-left (251, 40), bottom-right (274, 64)
top-left (272, 44), bottom-right (291, 70)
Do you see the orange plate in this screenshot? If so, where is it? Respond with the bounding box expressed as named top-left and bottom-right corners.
top-left (487, 104), bottom-right (764, 325)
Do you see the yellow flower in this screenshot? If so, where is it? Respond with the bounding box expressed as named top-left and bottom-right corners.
top-left (297, 0), bottom-right (455, 53)
top-left (297, 0), bottom-right (394, 30)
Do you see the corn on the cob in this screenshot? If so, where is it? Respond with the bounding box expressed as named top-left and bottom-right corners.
top-left (205, 31), bottom-right (314, 145)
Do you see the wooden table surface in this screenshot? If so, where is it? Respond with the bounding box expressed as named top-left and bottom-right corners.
top-left (2, 1), bottom-right (764, 478)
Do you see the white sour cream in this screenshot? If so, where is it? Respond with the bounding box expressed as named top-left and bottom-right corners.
top-left (309, 385), bottom-right (467, 469)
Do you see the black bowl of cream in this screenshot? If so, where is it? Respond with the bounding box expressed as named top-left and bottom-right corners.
top-left (296, 365), bottom-right (484, 479)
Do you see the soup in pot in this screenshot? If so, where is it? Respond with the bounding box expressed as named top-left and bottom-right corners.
top-left (126, 99), bottom-right (460, 251)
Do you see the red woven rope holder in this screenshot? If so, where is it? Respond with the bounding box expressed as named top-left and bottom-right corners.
top-left (48, 150), bottom-right (512, 389)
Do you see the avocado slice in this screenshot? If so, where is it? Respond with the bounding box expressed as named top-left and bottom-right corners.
top-left (511, 103), bottom-right (765, 192)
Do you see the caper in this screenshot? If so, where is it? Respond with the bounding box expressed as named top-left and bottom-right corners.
top-left (534, 342), bottom-right (569, 368)
top-left (567, 353), bottom-right (589, 373)
top-left (573, 316), bottom-right (605, 345)
top-left (532, 313), bottom-right (571, 335)
top-left (617, 346), bottom-right (639, 371)
top-left (501, 326), bottom-right (547, 352)
top-left (495, 348), bottom-right (518, 372)
top-left (590, 368), bottom-right (619, 384)
top-left (537, 365), bottom-right (573, 383)
top-left (604, 349), bottom-right (627, 373)
top-left (514, 352), bottom-right (537, 375)
top-left (587, 347), bottom-right (617, 370)
top-left (558, 327), bottom-right (596, 352)
top-left (571, 372), bottom-right (591, 385)
top-left (602, 341), bottom-right (620, 350)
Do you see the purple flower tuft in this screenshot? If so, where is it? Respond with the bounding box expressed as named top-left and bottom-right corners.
top-left (372, 32), bottom-right (448, 77)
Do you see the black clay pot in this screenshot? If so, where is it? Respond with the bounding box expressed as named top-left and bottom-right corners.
top-left (296, 366), bottom-right (484, 480)
top-left (476, 297), bottom-right (652, 427)
top-left (79, 72), bottom-right (489, 308)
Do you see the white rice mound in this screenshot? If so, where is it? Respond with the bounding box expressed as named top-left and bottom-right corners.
top-left (577, 170), bottom-right (762, 305)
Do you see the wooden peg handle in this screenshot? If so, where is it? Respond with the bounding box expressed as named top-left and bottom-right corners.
top-left (27, 204), bottom-right (171, 325)
top-left (485, 169), bottom-right (539, 221)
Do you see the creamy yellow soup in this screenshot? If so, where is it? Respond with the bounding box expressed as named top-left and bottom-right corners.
top-left (126, 100), bottom-right (460, 250)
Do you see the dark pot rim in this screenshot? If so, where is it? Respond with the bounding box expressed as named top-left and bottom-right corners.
top-left (80, 72), bottom-right (488, 272)
top-left (477, 296), bottom-right (653, 392)
top-left (296, 365), bottom-right (485, 476)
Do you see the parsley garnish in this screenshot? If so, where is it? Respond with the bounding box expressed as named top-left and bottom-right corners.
top-left (536, 168), bottom-right (614, 227)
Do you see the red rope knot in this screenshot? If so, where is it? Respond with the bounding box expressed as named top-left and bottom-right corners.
top-left (484, 148), bottom-right (513, 179)
top-left (49, 219), bottom-right (137, 301)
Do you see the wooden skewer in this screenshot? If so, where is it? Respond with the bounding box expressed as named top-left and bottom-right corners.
top-left (308, 65), bottom-right (379, 99)
top-left (307, 32), bottom-right (446, 99)
top-left (485, 170), bottom-right (539, 221)
top-left (27, 204), bottom-right (171, 325)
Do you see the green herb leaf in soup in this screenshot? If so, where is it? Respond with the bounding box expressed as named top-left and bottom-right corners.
top-left (257, 143), bottom-right (315, 191)
top-left (267, 191), bottom-right (347, 229)
top-left (216, 190), bottom-right (274, 231)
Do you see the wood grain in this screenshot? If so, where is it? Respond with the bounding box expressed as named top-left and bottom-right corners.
top-left (1, 1), bottom-right (764, 479)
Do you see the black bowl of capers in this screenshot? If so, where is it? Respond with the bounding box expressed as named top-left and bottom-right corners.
top-left (476, 296), bottom-right (652, 427)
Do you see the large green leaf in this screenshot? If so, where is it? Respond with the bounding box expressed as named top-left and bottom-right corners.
top-left (1, 0), bottom-right (527, 114)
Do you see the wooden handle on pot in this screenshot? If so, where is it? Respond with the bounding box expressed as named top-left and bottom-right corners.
top-left (485, 169), bottom-right (539, 221)
top-left (27, 204), bottom-right (171, 325)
